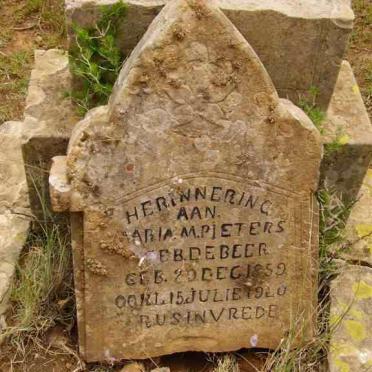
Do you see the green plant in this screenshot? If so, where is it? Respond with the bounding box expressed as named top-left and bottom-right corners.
top-left (24, 0), bottom-right (43, 15)
top-left (69, 0), bottom-right (127, 115)
top-left (324, 128), bottom-right (349, 156)
top-left (0, 50), bottom-right (32, 123)
top-left (299, 86), bottom-right (326, 133)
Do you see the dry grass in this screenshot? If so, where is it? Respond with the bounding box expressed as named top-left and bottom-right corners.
top-left (212, 355), bottom-right (239, 372)
top-left (0, 171), bottom-right (76, 369)
top-left (7, 223), bottom-right (73, 346)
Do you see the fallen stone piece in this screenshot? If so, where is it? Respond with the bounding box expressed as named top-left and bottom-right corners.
top-left (66, 0), bottom-right (354, 108)
top-left (329, 264), bottom-right (372, 372)
top-left (51, 0), bottom-right (321, 362)
top-left (321, 61), bottom-right (372, 203)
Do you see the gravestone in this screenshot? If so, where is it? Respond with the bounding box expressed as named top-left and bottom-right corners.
top-left (50, 0), bottom-right (322, 362)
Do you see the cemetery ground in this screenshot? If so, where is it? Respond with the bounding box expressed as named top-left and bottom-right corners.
top-left (0, 0), bottom-right (371, 371)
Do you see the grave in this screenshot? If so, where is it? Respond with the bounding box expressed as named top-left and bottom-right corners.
top-left (50, 0), bottom-right (322, 362)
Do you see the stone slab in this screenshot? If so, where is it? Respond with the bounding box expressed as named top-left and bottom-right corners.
top-left (329, 264), bottom-right (372, 372)
top-left (53, 0), bottom-right (322, 362)
top-left (321, 60), bottom-right (372, 203)
top-left (0, 121), bottom-right (31, 317)
top-left (0, 212), bottom-right (30, 316)
top-left (21, 49), bottom-right (79, 220)
top-left (340, 167), bottom-right (372, 265)
top-left (65, 0), bottom-right (354, 109)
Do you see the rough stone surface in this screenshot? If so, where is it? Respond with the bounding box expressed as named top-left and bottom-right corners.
top-left (66, 0), bottom-right (354, 108)
top-left (340, 167), bottom-right (372, 265)
top-left (50, 156), bottom-right (72, 213)
top-left (329, 264), bottom-right (372, 372)
top-left (321, 60), bottom-right (372, 203)
top-left (0, 121), bottom-right (30, 213)
top-left (120, 363), bottom-right (145, 372)
top-left (22, 49), bottom-right (78, 220)
top-left (52, 0), bottom-right (322, 361)
top-left (0, 121), bottom-right (31, 317)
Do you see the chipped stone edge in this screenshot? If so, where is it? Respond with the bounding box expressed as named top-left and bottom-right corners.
top-left (65, 0), bottom-right (354, 22)
top-left (0, 121), bottom-right (31, 325)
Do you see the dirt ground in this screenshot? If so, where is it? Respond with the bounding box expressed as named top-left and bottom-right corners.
top-left (0, 0), bottom-right (66, 123)
top-left (0, 0), bottom-right (371, 371)
top-left (347, 0), bottom-right (372, 116)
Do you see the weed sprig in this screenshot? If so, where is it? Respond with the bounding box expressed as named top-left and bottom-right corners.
top-left (299, 86), bottom-right (326, 133)
top-left (69, 1), bottom-right (127, 115)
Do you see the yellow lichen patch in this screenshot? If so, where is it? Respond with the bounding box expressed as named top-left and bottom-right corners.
top-left (352, 280), bottom-right (372, 300)
top-left (355, 225), bottom-right (372, 254)
top-left (338, 134), bottom-right (350, 145)
top-left (348, 308), bottom-right (364, 321)
top-left (344, 320), bottom-right (366, 341)
top-left (330, 301), bottom-right (355, 327)
top-left (330, 313), bottom-right (343, 327)
top-left (365, 169), bottom-right (372, 196)
top-left (331, 342), bottom-right (356, 355)
top-left (355, 224), bottom-right (372, 239)
top-left (335, 358), bottom-right (350, 372)
top-left (352, 84), bottom-right (360, 95)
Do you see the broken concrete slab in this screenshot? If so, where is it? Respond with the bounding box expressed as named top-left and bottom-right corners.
top-left (321, 61), bottom-right (372, 203)
top-left (0, 212), bottom-right (30, 316)
top-left (24, 49), bottom-right (78, 137)
top-left (21, 49), bottom-right (79, 220)
top-left (66, 0), bottom-right (354, 108)
top-left (0, 121), bottom-right (30, 214)
top-left (329, 264), bottom-right (372, 372)
top-left (0, 121), bottom-right (31, 317)
top-left (340, 167), bottom-right (372, 265)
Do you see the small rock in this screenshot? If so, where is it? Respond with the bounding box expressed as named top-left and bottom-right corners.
top-left (0, 315), bottom-right (7, 345)
top-left (0, 315), bottom-right (6, 331)
top-left (45, 325), bottom-right (69, 348)
top-left (120, 362), bottom-right (145, 372)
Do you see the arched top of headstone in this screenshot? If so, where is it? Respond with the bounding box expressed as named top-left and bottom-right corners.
top-left (67, 0), bottom-right (321, 212)
top-left (108, 0), bottom-right (278, 116)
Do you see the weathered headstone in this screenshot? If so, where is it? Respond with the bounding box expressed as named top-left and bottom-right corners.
top-left (50, 0), bottom-right (322, 362)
